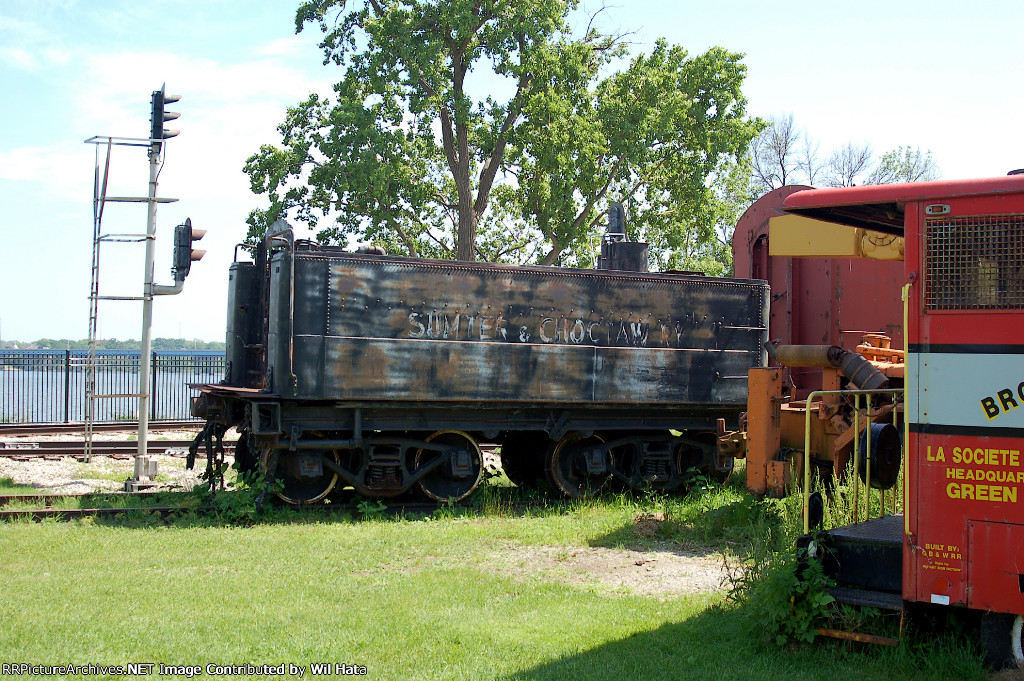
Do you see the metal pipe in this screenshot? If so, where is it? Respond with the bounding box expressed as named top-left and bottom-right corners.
top-left (853, 396), bottom-right (860, 525)
top-left (775, 344), bottom-right (837, 368)
top-left (771, 343), bottom-right (888, 390)
top-left (288, 245), bottom-right (297, 393)
top-left (153, 279), bottom-right (185, 295)
top-left (814, 627), bottom-right (899, 647)
top-left (803, 390), bottom-right (818, 534)
top-left (866, 393), bottom-right (873, 520)
top-left (63, 350), bottom-right (71, 423)
top-left (137, 146), bottom-right (161, 460)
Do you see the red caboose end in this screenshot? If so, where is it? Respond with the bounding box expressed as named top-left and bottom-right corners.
top-left (777, 174), bottom-right (1024, 665)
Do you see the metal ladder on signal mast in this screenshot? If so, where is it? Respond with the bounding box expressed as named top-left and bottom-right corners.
top-left (82, 135), bottom-right (177, 462)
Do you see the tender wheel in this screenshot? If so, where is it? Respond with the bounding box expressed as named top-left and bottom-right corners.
top-left (982, 612), bottom-right (1024, 669)
top-left (547, 432), bottom-right (611, 498)
top-left (415, 431), bottom-right (483, 502)
top-left (499, 433), bottom-right (550, 488)
top-left (675, 431), bottom-right (732, 486)
top-left (260, 448), bottom-right (340, 505)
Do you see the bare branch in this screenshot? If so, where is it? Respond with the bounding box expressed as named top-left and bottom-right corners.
top-left (750, 114), bottom-right (802, 191)
top-left (797, 131), bottom-right (822, 186)
top-left (825, 142), bottom-right (873, 187)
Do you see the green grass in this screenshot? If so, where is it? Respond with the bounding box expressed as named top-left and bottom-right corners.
top-left (0, 476), bottom-right (37, 494)
top-left (0, 480), bottom-right (989, 681)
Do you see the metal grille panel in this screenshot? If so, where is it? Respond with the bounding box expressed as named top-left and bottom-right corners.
top-left (925, 215), bottom-right (1024, 310)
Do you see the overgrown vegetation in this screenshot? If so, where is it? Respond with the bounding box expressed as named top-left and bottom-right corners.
top-left (736, 543), bottom-right (836, 644)
top-left (0, 476), bottom-right (36, 494)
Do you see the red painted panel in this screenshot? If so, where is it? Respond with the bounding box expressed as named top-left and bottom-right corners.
top-left (968, 522), bottom-right (1024, 614)
top-left (772, 178), bottom-right (1024, 615)
top-left (733, 187), bottom-right (905, 395)
top-left (908, 431), bottom-right (1024, 607)
top-left (904, 191), bottom-right (1024, 615)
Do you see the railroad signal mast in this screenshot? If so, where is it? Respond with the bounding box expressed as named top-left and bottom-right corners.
top-left (139, 84), bottom-right (205, 467)
top-left (84, 84), bottom-right (205, 470)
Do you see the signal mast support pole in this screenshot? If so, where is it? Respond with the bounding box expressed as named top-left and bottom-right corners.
top-left (137, 145), bottom-right (161, 459)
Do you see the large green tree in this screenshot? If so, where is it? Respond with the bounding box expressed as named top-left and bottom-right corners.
top-left (246, 0), bottom-right (760, 265)
top-left (508, 40), bottom-right (760, 268)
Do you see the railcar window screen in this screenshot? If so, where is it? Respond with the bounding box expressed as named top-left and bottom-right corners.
top-left (925, 214), bottom-right (1024, 310)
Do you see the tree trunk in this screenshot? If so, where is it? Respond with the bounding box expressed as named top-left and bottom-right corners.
top-left (456, 206), bottom-right (476, 261)
top-left (538, 235), bottom-right (562, 266)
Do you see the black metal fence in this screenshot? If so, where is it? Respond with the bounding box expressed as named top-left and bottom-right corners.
top-left (0, 350), bottom-right (225, 424)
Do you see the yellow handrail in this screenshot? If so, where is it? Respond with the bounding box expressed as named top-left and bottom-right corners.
top-left (802, 388), bottom-right (905, 534)
top-left (902, 282), bottom-right (913, 536)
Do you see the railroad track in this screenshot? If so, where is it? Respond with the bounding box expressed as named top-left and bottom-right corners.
top-left (0, 505), bottom-right (207, 521)
top-left (0, 439), bottom-right (237, 460)
top-left (1, 441), bottom-right (491, 460)
top-left (0, 421), bottom-right (201, 436)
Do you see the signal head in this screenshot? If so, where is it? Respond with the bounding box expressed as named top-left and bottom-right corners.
top-left (172, 218), bottom-right (205, 280)
top-left (150, 83), bottom-right (181, 151)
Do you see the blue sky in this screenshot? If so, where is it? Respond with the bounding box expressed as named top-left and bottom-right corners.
top-left (2, 0), bottom-right (1022, 343)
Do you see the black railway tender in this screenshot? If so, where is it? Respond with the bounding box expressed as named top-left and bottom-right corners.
top-left (193, 218), bottom-right (769, 504)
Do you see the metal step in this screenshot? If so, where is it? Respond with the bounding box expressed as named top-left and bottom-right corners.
top-left (820, 514), bottom-right (904, 593)
top-left (829, 513), bottom-right (903, 545)
top-left (830, 586), bottom-right (904, 611)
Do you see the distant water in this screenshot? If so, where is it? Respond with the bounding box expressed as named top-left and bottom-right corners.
top-left (0, 351), bottom-right (225, 423)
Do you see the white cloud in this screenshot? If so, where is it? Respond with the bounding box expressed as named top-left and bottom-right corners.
top-left (41, 48), bottom-right (71, 66)
top-left (0, 28), bottom-right (342, 341)
top-left (0, 47), bottom-right (37, 70)
top-left (0, 143), bottom-right (93, 190)
top-left (256, 36), bottom-right (310, 58)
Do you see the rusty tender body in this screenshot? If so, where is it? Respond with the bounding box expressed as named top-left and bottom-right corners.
top-left (195, 223), bottom-right (768, 503)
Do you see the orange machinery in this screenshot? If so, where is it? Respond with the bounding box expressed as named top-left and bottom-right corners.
top-left (734, 335), bottom-right (904, 497)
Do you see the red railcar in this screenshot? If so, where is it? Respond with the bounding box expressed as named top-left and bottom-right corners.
top-left (780, 175), bottom-right (1024, 666)
top-left (733, 186), bottom-right (904, 396)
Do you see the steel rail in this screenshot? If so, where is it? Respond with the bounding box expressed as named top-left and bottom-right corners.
top-left (0, 421), bottom-right (201, 436)
top-left (0, 439), bottom-right (236, 459)
top-left (0, 492), bottom-right (164, 508)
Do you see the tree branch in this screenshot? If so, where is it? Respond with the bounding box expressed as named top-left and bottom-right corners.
top-left (438, 105), bottom-right (460, 174)
top-left (474, 35), bottom-right (531, 216)
top-left (423, 227), bottom-right (454, 253)
top-left (388, 216), bottom-right (420, 257)
top-left (538, 232), bottom-right (562, 266)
